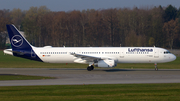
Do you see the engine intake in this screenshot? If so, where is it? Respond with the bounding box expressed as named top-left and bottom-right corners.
top-left (94, 60), bottom-right (116, 67)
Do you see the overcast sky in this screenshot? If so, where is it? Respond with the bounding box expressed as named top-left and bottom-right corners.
top-left (0, 0), bottom-right (180, 11)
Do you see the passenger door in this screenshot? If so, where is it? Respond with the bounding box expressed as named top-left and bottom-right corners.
top-left (154, 48), bottom-right (159, 58)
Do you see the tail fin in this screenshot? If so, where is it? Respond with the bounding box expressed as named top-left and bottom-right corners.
top-left (6, 24), bottom-right (42, 62)
top-left (6, 24), bottom-right (32, 50)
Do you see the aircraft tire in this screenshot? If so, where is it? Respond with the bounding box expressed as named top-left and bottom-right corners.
top-left (91, 65), bottom-right (94, 70)
top-left (87, 66), bottom-right (92, 71)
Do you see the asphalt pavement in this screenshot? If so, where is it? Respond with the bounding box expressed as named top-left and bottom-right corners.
top-left (0, 68), bottom-right (180, 86)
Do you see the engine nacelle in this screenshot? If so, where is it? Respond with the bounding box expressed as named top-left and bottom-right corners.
top-left (94, 60), bottom-right (116, 68)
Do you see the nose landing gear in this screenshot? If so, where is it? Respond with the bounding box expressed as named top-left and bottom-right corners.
top-left (155, 63), bottom-right (158, 71)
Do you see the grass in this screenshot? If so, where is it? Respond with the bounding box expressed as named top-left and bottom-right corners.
top-left (0, 83), bottom-right (180, 101)
top-left (0, 74), bottom-right (55, 80)
top-left (0, 50), bottom-right (179, 69)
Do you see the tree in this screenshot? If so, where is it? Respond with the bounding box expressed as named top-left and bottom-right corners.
top-left (102, 8), bottom-right (118, 46)
top-left (125, 30), bottom-right (137, 47)
top-left (80, 10), bottom-right (88, 46)
top-left (151, 6), bottom-right (164, 47)
top-left (148, 37), bottom-right (155, 46)
top-left (163, 18), bottom-right (179, 49)
top-left (164, 5), bottom-right (177, 22)
top-left (23, 6), bottom-right (50, 46)
top-left (1, 5), bottom-right (180, 49)
top-left (10, 8), bottom-right (24, 28)
top-left (0, 10), bottom-right (10, 49)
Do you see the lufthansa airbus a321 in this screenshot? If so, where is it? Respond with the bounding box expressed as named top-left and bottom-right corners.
top-left (4, 24), bottom-right (176, 71)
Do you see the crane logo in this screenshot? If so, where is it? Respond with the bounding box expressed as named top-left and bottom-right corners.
top-left (11, 35), bottom-right (23, 47)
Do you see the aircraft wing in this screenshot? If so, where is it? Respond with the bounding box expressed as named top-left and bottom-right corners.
top-left (70, 53), bottom-right (111, 63)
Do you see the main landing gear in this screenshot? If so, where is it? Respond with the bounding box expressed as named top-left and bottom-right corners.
top-left (155, 63), bottom-right (158, 71)
top-left (87, 62), bottom-right (94, 71)
top-left (87, 65), bottom-right (94, 71)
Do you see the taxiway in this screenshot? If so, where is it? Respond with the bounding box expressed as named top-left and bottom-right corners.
top-left (0, 68), bottom-right (180, 86)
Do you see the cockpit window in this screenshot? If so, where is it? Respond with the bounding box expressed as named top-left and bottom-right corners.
top-left (164, 51), bottom-right (171, 54)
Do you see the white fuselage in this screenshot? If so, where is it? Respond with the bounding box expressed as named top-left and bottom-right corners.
top-left (31, 47), bottom-right (176, 64)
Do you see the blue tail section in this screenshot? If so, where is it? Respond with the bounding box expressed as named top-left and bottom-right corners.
top-left (6, 24), bottom-right (42, 62)
top-left (6, 25), bottom-right (32, 50)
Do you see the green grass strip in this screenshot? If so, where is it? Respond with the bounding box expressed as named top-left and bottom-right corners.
top-left (0, 83), bottom-right (180, 101)
top-left (0, 74), bottom-right (55, 80)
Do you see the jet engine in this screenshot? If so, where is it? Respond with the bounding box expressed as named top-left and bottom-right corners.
top-left (94, 60), bottom-right (116, 67)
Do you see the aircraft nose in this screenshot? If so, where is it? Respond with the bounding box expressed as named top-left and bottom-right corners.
top-left (171, 54), bottom-right (176, 61)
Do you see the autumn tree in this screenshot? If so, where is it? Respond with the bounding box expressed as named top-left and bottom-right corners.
top-left (163, 18), bottom-right (179, 49)
top-left (102, 8), bottom-right (119, 46)
top-left (0, 10), bottom-right (10, 48)
top-left (10, 8), bottom-right (24, 29)
top-left (23, 6), bottom-right (50, 46)
top-left (80, 10), bottom-right (88, 46)
top-left (150, 6), bottom-right (164, 47)
top-left (1, 5), bottom-right (180, 49)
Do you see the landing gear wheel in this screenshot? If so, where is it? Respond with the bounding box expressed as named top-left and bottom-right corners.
top-left (87, 66), bottom-right (92, 71)
top-left (91, 65), bottom-right (94, 70)
top-left (87, 65), bottom-right (94, 71)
